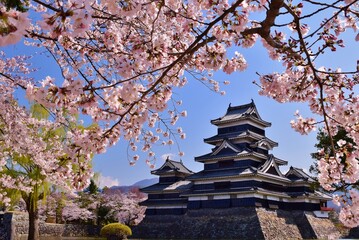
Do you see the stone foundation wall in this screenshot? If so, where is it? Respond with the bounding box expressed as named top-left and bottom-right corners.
top-left (0, 212), bottom-right (100, 240)
top-left (3, 209), bottom-right (359, 240)
top-left (256, 208), bottom-right (303, 240)
top-left (133, 207), bottom-right (350, 240)
top-left (255, 208), bottom-right (342, 240)
top-left (132, 207), bottom-right (264, 239)
top-left (305, 212), bottom-right (342, 239)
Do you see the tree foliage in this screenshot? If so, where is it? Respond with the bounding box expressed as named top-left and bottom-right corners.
top-left (310, 127), bottom-right (355, 175)
top-left (100, 223), bottom-right (132, 239)
top-left (86, 179), bottom-right (99, 195)
top-left (37, 188), bottom-right (146, 227)
top-left (0, 0), bottom-right (28, 11)
top-left (0, 102), bottom-right (92, 240)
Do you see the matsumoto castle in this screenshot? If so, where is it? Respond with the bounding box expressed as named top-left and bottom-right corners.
top-left (141, 101), bottom-right (331, 215)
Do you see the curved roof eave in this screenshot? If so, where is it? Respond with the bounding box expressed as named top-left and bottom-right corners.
top-left (211, 116), bottom-right (271, 127)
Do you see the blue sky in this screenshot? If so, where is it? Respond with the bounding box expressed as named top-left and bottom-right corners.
top-left (92, 42), bottom-right (319, 186)
top-left (4, 11), bottom-right (358, 187)
top-left (91, 33), bottom-right (358, 186)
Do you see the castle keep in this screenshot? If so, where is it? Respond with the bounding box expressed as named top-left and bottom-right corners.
top-left (141, 101), bottom-right (331, 215)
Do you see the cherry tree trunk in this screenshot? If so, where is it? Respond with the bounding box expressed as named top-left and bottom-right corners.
top-left (26, 198), bottom-right (40, 240)
top-left (28, 209), bottom-right (40, 240)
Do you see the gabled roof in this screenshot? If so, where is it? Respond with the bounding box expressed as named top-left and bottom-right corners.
top-left (140, 180), bottom-right (193, 193)
top-left (313, 190), bottom-right (332, 200)
top-left (210, 100), bottom-right (271, 127)
top-left (285, 166), bottom-right (315, 183)
top-left (272, 155), bottom-right (288, 166)
top-left (187, 167), bottom-right (257, 180)
top-left (140, 183), bottom-right (172, 192)
top-left (211, 139), bottom-right (241, 156)
top-left (250, 138), bottom-right (278, 150)
top-left (204, 129), bottom-right (262, 144)
top-left (151, 158), bottom-right (194, 176)
top-left (258, 155), bottom-right (284, 177)
top-left (164, 180), bottom-right (193, 191)
top-left (194, 148), bottom-right (268, 162)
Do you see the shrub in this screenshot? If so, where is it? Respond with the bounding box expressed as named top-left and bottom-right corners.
top-left (100, 223), bottom-right (132, 239)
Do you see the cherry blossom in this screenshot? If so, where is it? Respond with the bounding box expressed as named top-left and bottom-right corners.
top-left (0, 8), bottom-right (30, 46)
top-left (62, 200), bottom-right (96, 223)
top-left (35, 189), bottom-right (146, 226)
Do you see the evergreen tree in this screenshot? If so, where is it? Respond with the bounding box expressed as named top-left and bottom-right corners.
top-left (0, 0), bottom-right (28, 11)
top-left (310, 127), bottom-right (355, 176)
top-left (87, 179), bottom-right (99, 195)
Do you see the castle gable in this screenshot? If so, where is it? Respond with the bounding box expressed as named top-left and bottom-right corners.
top-left (211, 100), bottom-right (271, 127)
top-left (211, 140), bottom-right (241, 156)
top-left (285, 167), bottom-right (315, 183)
top-left (151, 158), bottom-right (194, 176)
top-left (250, 138), bottom-right (278, 151)
top-left (258, 155), bottom-right (284, 177)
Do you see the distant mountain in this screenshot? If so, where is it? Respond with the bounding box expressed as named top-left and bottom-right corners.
top-left (132, 178), bottom-right (159, 188)
top-left (109, 177), bottom-right (158, 192)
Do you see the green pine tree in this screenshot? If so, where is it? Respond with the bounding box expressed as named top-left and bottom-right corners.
top-left (310, 127), bottom-right (355, 175)
top-left (0, 0), bottom-right (28, 12)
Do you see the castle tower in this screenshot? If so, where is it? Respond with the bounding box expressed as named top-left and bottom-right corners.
top-left (183, 100), bottom-right (330, 210)
top-left (141, 158), bottom-right (193, 215)
top-left (141, 101), bottom-right (331, 214)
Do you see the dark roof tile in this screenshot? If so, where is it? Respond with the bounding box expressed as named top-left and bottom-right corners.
top-left (151, 159), bottom-right (194, 175)
top-left (187, 167), bottom-right (256, 180)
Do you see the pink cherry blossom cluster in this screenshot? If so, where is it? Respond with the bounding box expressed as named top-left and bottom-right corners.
top-left (0, 7), bottom-right (30, 46)
top-left (290, 111), bottom-right (316, 135)
top-left (0, 0), bottom-right (358, 227)
top-left (37, 0), bottom-right (93, 38)
top-left (253, 1), bottom-right (359, 227)
top-left (99, 190), bottom-right (146, 226)
top-left (333, 190), bottom-right (359, 228)
top-left (0, 52), bottom-right (92, 205)
top-left (318, 139), bottom-right (359, 192)
top-left (62, 200), bottom-right (96, 223)
top-left (38, 188), bottom-right (146, 226)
